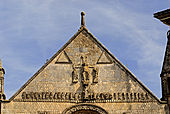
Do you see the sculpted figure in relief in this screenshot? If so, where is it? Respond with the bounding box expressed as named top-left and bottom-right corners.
top-left (81, 63), bottom-right (89, 85)
top-left (92, 67), bottom-right (98, 83)
top-left (72, 68), bottom-right (78, 83)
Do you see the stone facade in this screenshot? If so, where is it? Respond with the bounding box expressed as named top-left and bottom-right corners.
top-left (0, 11), bottom-right (170, 114)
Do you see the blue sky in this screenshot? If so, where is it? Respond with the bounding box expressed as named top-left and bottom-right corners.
top-left (0, 0), bottom-right (170, 99)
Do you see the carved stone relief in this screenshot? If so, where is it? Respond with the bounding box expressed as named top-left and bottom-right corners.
top-left (71, 56), bottom-right (99, 101)
top-left (19, 91), bottom-right (151, 103)
top-left (92, 68), bottom-right (98, 83)
top-left (62, 104), bottom-right (108, 114)
top-left (72, 68), bottom-right (78, 83)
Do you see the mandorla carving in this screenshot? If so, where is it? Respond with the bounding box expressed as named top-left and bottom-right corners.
top-left (71, 56), bottom-right (99, 101)
top-left (72, 56), bottom-right (99, 85)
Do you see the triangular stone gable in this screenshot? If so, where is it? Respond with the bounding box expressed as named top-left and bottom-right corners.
top-left (9, 28), bottom-right (160, 103)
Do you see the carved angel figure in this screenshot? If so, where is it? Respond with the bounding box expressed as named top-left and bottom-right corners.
top-left (72, 68), bottom-right (78, 83)
top-left (92, 67), bottom-right (98, 83)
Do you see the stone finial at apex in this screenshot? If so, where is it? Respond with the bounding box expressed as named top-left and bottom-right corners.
top-left (81, 11), bottom-right (85, 28)
top-left (0, 58), bottom-right (2, 68)
top-left (0, 59), bottom-right (5, 74)
top-left (0, 58), bottom-right (6, 100)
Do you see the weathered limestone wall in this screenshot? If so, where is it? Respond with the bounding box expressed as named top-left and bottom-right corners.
top-left (11, 31), bottom-right (157, 102)
top-left (2, 102), bottom-right (168, 114)
top-left (2, 29), bottom-right (168, 113)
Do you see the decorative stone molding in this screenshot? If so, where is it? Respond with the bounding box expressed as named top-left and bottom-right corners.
top-left (62, 104), bottom-right (108, 114)
top-left (16, 91), bottom-right (153, 103)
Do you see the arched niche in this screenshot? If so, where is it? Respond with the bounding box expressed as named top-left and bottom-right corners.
top-left (63, 104), bottom-right (108, 114)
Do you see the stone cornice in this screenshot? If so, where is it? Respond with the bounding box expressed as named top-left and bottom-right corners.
top-left (154, 8), bottom-right (170, 26)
